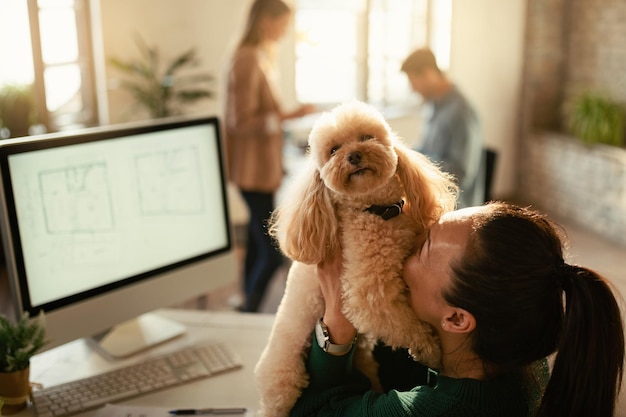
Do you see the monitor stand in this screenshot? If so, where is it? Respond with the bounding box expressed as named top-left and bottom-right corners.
top-left (88, 312), bottom-right (186, 360)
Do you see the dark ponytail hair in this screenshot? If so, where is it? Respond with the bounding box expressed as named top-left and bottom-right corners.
top-left (538, 265), bottom-right (624, 416)
top-left (239, 0), bottom-right (291, 47)
top-left (444, 202), bottom-right (624, 416)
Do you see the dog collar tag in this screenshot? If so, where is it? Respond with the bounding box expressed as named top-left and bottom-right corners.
top-left (365, 200), bottom-right (404, 220)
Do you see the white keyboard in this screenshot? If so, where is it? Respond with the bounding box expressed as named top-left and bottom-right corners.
top-left (31, 342), bottom-right (243, 417)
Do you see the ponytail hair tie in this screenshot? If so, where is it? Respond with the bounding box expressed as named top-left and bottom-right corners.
top-left (557, 262), bottom-right (577, 290)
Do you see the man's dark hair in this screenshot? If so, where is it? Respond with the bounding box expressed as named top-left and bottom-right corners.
top-left (401, 47), bottom-right (440, 74)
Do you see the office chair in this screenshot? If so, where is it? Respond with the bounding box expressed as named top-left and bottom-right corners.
top-left (484, 148), bottom-right (497, 202)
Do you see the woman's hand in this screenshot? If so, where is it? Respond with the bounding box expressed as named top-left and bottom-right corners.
top-left (281, 104), bottom-right (316, 121)
top-left (317, 250), bottom-right (357, 346)
top-left (296, 104), bottom-right (316, 117)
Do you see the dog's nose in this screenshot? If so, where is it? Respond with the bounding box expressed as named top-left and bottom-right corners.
top-left (348, 151), bottom-right (362, 165)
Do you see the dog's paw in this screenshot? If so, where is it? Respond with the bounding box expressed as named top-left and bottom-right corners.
top-left (256, 361), bottom-right (309, 417)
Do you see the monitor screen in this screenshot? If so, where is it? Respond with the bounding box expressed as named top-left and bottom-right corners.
top-left (0, 116), bottom-right (238, 356)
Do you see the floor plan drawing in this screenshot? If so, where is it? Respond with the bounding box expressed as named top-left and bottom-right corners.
top-left (40, 162), bottom-right (114, 234)
top-left (135, 146), bottom-right (205, 216)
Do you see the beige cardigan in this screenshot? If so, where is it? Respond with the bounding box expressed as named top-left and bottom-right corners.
top-left (224, 46), bottom-right (284, 193)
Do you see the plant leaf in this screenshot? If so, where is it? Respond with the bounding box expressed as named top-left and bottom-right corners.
top-left (107, 38), bottom-right (213, 119)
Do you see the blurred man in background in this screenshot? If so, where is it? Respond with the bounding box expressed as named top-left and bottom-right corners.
top-left (401, 47), bottom-right (485, 208)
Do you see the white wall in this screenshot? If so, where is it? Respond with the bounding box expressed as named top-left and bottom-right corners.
top-left (448, 0), bottom-right (527, 198)
top-left (100, 0), bottom-right (251, 124)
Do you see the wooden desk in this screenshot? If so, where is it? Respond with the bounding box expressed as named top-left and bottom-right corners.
top-left (16, 309), bottom-right (275, 417)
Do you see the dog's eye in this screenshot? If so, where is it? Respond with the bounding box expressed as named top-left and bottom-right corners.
top-left (330, 145), bottom-right (340, 156)
top-left (361, 134), bottom-right (375, 142)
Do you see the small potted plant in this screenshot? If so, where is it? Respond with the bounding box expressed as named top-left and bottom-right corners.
top-left (0, 83), bottom-right (39, 138)
top-left (0, 313), bottom-right (46, 415)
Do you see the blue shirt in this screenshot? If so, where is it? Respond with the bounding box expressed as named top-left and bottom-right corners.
top-left (418, 86), bottom-right (485, 208)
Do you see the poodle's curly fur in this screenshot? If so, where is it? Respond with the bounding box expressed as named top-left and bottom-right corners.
top-left (254, 101), bottom-right (458, 417)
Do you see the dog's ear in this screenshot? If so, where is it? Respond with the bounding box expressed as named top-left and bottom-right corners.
top-left (395, 143), bottom-right (458, 230)
top-left (269, 161), bottom-right (338, 265)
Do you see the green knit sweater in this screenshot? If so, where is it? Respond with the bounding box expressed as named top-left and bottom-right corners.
top-left (290, 342), bottom-right (541, 417)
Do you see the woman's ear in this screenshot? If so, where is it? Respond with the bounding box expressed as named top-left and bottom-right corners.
top-left (441, 309), bottom-right (476, 334)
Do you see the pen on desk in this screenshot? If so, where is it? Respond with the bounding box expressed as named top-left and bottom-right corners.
top-left (168, 408), bottom-right (247, 415)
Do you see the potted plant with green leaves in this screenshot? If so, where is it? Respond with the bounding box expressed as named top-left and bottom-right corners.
top-left (565, 91), bottom-right (625, 147)
top-left (0, 83), bottom-right (39, 138)
top-left (108, 36), bottom-right (214, 119)
top-left (0, 313), bottom-right (46, 415)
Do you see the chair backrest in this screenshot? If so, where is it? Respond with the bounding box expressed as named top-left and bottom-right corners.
top-left (484, 148), bottom-right (497, 202)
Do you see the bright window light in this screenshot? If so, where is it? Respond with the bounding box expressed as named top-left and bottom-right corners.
top-left (294, 0), bottom-right (449, 107)
top-left (0, 0), bottom-right (34, 87)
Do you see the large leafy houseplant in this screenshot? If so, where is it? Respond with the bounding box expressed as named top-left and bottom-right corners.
top-left (109, 37), bottom-right (214, 119)
top-left (565, 91), bottom-right (625, 147)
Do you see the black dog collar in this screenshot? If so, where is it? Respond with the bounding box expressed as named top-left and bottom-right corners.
top-left (364, 200), bottom-right (404, 220)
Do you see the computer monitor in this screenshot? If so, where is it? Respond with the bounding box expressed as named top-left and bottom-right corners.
top-left (0, 115), bottom-right (238, 359)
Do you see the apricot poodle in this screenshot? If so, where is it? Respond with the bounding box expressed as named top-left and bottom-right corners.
top-left (255, 101), bottom-right (457, 417)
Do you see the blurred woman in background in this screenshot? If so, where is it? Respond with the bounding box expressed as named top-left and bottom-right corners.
top-left (224, 0), bottom-right (314, 312)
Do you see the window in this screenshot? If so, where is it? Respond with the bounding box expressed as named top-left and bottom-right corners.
top-left (0, 0), bottom-right (98, 134)
top-left (295, 0), bottom-right (452, 107)
top-left (0, 2), bottom-right (34, 87)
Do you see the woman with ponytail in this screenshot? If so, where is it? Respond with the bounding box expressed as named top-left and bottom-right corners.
top-left (224, 0), bottom-right (314, 312)
top-left (290, 202), bottom-right (624, 417)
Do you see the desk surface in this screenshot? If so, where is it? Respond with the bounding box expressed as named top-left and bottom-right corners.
top-left (16, 309), bottom-right (275, 417)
